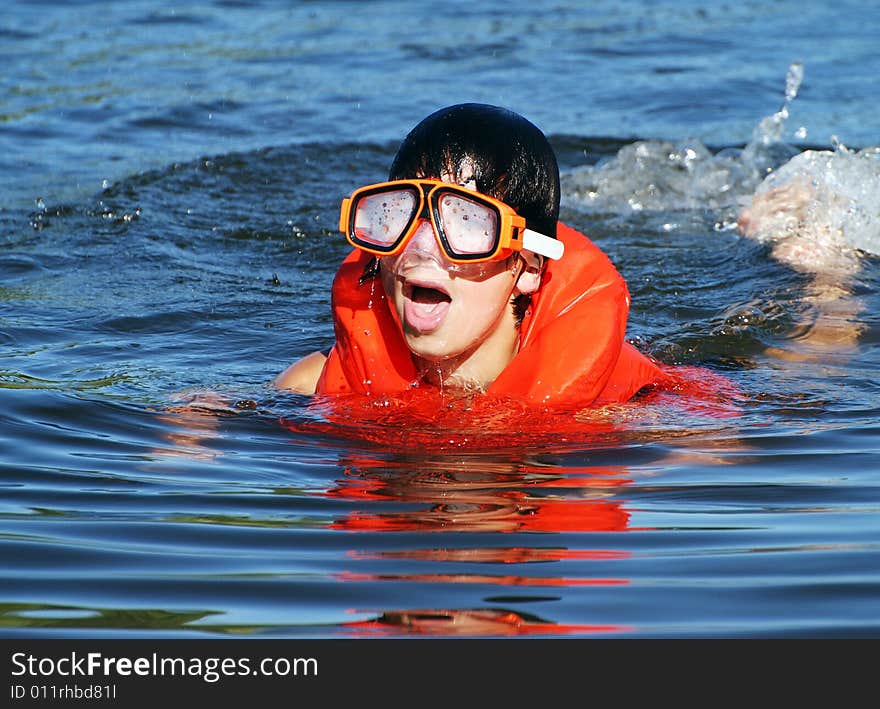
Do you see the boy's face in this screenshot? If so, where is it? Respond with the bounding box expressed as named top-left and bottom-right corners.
top-left (378, 220), bottom-right (524, 363)
top-left (377, 167), bottom-right (542, 371)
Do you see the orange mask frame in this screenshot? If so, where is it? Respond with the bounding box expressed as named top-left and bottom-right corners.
top-left (339, 179), bottom-right (564, 264)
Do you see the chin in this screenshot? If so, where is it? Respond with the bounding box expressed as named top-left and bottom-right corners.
top-left (405, 336), bottom-right (456, 362)
top-left (403, 329), bottom-right (471, 363)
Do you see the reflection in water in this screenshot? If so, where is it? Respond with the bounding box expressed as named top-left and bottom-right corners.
top-left (324, 453), bottom-right (637, 636)
top-left (1, 603), bottom-right (218, 632)
top-left (326, 459), bottom-right (634, 534)
top-left (342, 608), bottom-right (627, 637)
top-left (350, 547), bottom-right (630, 562)
top-left (338, 572), bottom-right (626, 588)
top-left (149, 382), bottom-right (741, 636)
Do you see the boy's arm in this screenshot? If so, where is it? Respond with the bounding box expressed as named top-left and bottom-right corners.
top-left (273, 351), bottom-right (327, 394)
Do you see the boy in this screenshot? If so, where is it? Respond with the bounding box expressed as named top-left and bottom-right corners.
top-left (276, 103), bottom-right (668, 406)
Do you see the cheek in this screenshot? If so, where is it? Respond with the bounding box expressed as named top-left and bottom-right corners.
top-left (454, 268), bottom-right (519, 316)
top-left (378, 259), bottom-right (397, 296)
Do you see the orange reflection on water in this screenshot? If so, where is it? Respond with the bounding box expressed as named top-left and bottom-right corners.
top-left (337, 570), bottom-right (626, 587)
top-left (331, 498), bottom-right (630, 533)
top-left (349, 546), bottom-right (630, 563)
top-left (320, 447), bottom-right (641, 636)
top-left (326, 462), bottom-right (637, 534)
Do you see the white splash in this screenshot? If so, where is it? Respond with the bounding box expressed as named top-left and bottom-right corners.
top-left (562, 61), bottom-right (880, 263)
top-left (562, 64), bottom-right (810, 215)
top-left (738, 145), bottom-right (880, 269)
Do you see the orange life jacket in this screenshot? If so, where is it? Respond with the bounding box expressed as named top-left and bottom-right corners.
top-left (315, 222), bottom-right (673, 406)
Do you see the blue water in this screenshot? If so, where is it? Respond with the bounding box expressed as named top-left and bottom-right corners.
top-left (2, 0), bottom-right (879, 638)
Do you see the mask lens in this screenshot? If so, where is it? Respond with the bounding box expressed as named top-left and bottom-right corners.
top-left (437, 192), bottom-right (499, 256)
top-left (353, 188), bottom-right (418, 248)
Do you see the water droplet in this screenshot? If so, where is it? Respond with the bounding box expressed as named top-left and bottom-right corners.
top-left (784, 62), bottom-right (804, 104)
top-left (830, 135), bottom-right (851, 154)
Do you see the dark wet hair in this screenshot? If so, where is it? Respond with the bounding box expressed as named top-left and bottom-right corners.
top-left (389, 103), bottom-right (560, 238)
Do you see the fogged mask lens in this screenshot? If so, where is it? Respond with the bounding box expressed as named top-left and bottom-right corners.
top-left (353, 188), bottom-right (418, 249)
top-left (436, 192), bottom-right (500, 257)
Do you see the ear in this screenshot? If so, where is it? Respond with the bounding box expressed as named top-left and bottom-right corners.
top-left (514, 251), bottom-right (544, 295)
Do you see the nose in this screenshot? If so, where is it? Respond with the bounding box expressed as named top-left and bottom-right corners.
top-left (401, 218), bottom-right (444, 260)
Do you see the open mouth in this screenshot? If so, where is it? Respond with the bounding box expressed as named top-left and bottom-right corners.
top-left (409, 284), bottom-right (451, 305)
top-left (402, 281), bottom-right (452, 334)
